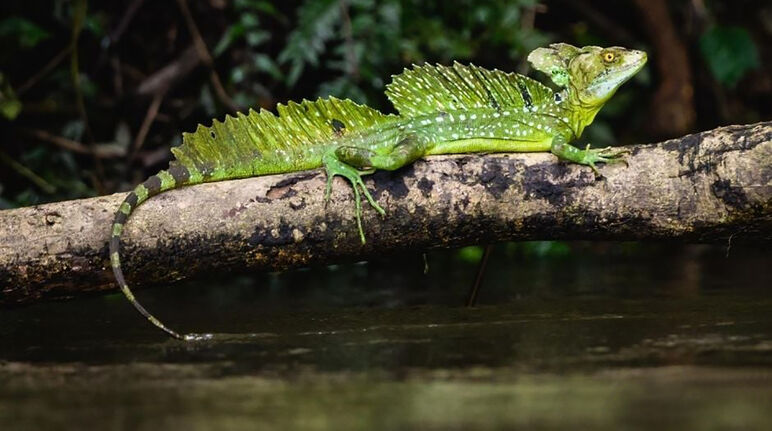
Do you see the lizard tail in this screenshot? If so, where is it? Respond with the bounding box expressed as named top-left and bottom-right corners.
top-left (109, 164), bottom-right (193, 340)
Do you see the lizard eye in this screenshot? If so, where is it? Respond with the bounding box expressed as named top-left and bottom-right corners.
top-left (603, 52), bottom-right (616, 63)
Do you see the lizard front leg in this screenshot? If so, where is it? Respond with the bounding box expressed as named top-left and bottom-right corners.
top-left (550, 135), bottom-right (628, 177)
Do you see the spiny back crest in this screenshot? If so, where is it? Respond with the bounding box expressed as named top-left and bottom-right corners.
top-left (385, 62), bottom-right (554, 117)
top-left (172, 97), bottom-right (394, 175)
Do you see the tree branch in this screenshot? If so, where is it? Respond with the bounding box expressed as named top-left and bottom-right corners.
top-left (1, 122), bottom-right (770, 305)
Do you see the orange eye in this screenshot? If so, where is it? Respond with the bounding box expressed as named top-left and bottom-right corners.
top-left (603, 52), bottom-right (615, 62)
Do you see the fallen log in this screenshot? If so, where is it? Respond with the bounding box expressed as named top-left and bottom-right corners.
top-left (1, 122), bottom-right (770, 305)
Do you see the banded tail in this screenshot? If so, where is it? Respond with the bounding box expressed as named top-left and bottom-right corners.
top-left (109, 163), bottom-right (193, 340)
top-left (109, 97), bottom-right (391, 339)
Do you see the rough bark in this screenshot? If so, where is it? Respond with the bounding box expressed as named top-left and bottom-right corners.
top-left (1, 122), bottom-right (770, 305)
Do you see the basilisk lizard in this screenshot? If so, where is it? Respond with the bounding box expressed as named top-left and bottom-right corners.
top-left (110, 43), bottom-right (647, 340)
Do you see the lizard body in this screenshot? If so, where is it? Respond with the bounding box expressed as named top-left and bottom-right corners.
top-left (110, 44), bottom-right (647, 339)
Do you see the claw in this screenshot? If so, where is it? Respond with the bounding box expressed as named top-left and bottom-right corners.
top-left (324, 174), bottom-right (334, 205)
top-left (589, 162), bottom-right (602, 179)
top-left (582, 144), bottom-right (630, 177)
top-left (323, 152), bottom-right (386, 244)
top-left (351, 183), bottom-right (366, 244)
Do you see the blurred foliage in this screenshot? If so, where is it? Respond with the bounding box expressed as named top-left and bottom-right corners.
top-left (219, 0), bottom-right (549, 107)
top-left (0, 73), bottom-right (22, 120)
top-left (0, 16), bottom-right (50, 49)
top-left (457, 241), bottom-right (572, 266)
top-left (699, 25), bottom-right (760, 87)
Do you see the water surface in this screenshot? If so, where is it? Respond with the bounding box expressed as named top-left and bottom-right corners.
top-left (1, 243), bottom-right (770, 430)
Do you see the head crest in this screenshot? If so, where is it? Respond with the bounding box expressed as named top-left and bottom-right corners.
top-left (527, 43), bottom-right (582, 87)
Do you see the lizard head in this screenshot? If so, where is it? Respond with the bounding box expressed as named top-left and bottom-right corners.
top-left (528, 43), bottom-right (647, 107)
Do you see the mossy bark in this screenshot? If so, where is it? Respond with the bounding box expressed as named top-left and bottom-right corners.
top-left (1, 122), bottom-right (770, 305)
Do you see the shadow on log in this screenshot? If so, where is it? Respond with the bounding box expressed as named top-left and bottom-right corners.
top-left (1, 122), bottom-right (770, 305)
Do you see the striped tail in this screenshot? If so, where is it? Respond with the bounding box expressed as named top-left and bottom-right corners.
top-left (109, 163), bottom-right (192, 340)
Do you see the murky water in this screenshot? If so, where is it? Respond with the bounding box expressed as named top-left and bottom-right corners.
top-left (1, 243), bottom-right (771, 430)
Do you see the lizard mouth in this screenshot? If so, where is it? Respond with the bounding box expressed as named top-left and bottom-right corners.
top-left (585, 51), bottom-right (647, 97)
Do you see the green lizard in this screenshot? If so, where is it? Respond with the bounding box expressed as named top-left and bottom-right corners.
top-left (110, 43), bottom-right (647, 340)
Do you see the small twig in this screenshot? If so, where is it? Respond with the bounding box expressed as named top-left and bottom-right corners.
top-left (175, 0), bottom-right (213, 66)
top-left (24, 128), bottom-right (90, 154)
top-left (466, 245), bottom-right (494, 307)
top-left (517, 5), bottom-right (544, 74)
top-left (97, 0), bottom-right (148, 68)
top-left (338, 0), bottom-right (359, 80)
top-left (175, 0), bottom-right (239, 113)
top-left (136, 45), bottom-right (200, 97)
top-left (0, 150), bottom-right (56, 194)
top-left (105, 0), bottom-right (147, 47)
top-left (16, 45), bottom-right (73, 96)
top-left (726, 233), bottom-right (734, 258)
top-left (111, 56), bottom-right (124, 97)
top-left (129, 91), bottom-right (165, 162)
top-left (23, 128), bottom-right (126, 158)
top-left (70, 0), bottom-right (105, 192)
top-left (208, 72), bottom-right (239, 113)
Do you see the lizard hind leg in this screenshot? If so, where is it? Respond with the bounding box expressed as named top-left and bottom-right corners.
top-left (324, 135), bottom-right (429, 243)
top-left (323, 151), bottom-right (385, 244)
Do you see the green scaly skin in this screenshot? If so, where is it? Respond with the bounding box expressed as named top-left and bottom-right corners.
top-left (110, 44), bottom-right (647, 340)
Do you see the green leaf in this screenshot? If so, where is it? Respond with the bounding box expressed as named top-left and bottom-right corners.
top-left (0, 72), bottom-right (21, 120)
top-left (278, 0), bottom-right (341, 86)
top-left (254, 54), bottom-right (284, 81)
top-left (506, 241), bottom-right (571, 258)
top-left (699, 26), bottom-right (759, 88)
top-left (457, 246), bottom-right (484, 264)
top-left (246, 29), bottom-right (270, 47)
top-left (214, 23), bottom-right (245, 57)
top-left (0, 17), bottom-right (50, 49)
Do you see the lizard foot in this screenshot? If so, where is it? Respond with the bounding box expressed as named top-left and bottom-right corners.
top-left (323, 153), bottom-right (385, 244)
top-left (580, 144), bottom-right (630, 178)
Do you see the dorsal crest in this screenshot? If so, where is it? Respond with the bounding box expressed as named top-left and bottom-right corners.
top-left (385, 62), bottom-right (554, 117)
top-left (172, 97), bottom-right (394, 174)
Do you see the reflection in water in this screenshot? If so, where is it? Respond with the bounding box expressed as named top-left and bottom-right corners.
top-left (1, 243), bottom-right (770, 429)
